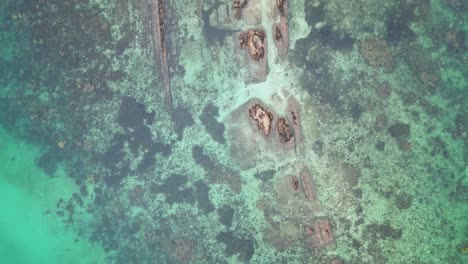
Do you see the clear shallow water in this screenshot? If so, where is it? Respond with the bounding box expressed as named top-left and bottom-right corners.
top-left (0, 0), bottom-right (467, 263)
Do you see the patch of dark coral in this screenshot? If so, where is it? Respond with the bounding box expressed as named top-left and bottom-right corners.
top-left (117, 97), bottom-right (155, 130)
top-left (352, 238), bottom-right (362, 250)
top-left (446, 0), bottom-right (468, 12)
top-left (304, 1), bottom-right (326, 26)
top-left (453, 113), bottom-right (468, 151)
top-left (115, 31), bottom-right (135, 56)
top-left (216, 231), bottom-right (255, 262)
top-left (299, 70), bottom-right (345, 114)
top-left (350, 102), bottom-right (365, 121)
top-left (90, 213), bottom-right (123, 256)
top-left (449, 176), bottom-right (468, 203)
top-left (192, 145), bottom-right (242, 193)
top-left (355, 205), bottom-right (363, 215)
top-left (442, 28), bottom-right (465, 52)
top-left (353, 188), bottom-right (363, 199)
top-left (218, 205), bottom-right (235, 228)
top-left (290, 30), bottom-right (316, 69)
top-left (315, 24), bottom-right (355, 51)
top-left (172, 106), bottom-right (194, 140)
top-left (429, 136), bottom-right (449, 159)
top-left (342, 163), bottom-right (362, 187)
top-left (385, 1), bottom-right (418, 44)
top-left (201, 1), bottom-right (237, 45)
top-left (137, 142), bottom-right (172, 172)
top-left (100, 97), bottom-right (171, 184)
top-left (27, 0), bottom-right (115, 110)
top-left (364, 222), bottom-right (402, 240)
top-left (395, 191), bottom-right (414, 209)
top-left (200, 103), bottom-right (226, 144)
top-left (387, 123), bottom-right (411, 139)
top-left (375, 140), bottom-right (385, 151)
top-left (194, 180), bottom-right (215, 213)
top-left (312, 140), bottom-right (324, 156)
top-left (192, 145), bottom-right (216, 169)
top-left (100, 133), bottom-right (129, 186)
top-left (53, 194), bottom-right (83, 225)
top-left (36, 149), bottom-right (65, 175)
top-left (152, 174), bottom-right (195, 205)
top-left (292, 30), bottom-right (349, 114)
top-left (101, 134), bottom-right (127, 170)
top-left (254, 170), bottom-right (276, 182)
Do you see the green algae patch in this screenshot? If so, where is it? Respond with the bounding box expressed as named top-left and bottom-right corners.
top-left (0, 127), bottom-right (107, 264)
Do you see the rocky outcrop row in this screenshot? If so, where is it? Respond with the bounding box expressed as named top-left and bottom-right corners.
top-left (272, 0), bottom-right (289, 59)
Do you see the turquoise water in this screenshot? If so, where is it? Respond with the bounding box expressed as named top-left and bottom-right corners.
top-left (0, 0), bottom-right (467, 263)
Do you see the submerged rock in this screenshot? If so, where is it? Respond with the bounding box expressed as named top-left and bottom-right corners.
top-left (232, 0), bottom-right (248, 20)
top-left (227, 96), bottom-right (303, 169)
top-left (272, 0), bottom-right (289, 59)
top-left (304, 218), bottom-right (337, 255)
top-left (236, 28), bottom-right (269, 83)
top-left (216, 231), bottom-right (254, 262)
top-left (276, 117), bottom-right (293, 143)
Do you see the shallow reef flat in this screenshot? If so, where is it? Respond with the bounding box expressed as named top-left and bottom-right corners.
top-left (0, 0), bottom-right (467, 263)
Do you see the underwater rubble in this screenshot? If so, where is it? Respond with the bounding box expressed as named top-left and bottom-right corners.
top-left (1, 0), bottom-right (467, 263)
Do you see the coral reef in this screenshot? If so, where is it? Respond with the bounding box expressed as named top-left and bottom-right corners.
top-left (2, 0), bottom-right (466, 263)
top-left (360, 37), bottom-right (395, 71)
top-left (444, 29), bottom-right (465, 52)
top-left (169, 239), bottom-right (195, 264)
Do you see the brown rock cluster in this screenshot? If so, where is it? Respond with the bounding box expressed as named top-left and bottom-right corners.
top-left (249, 103), bottom-right (273, 136)
top-left (232, 0), bottom-right (248, 19)
top-left (277, 0), bottom-right (286, 16)
top-left (260, 165), bottom-right (336, 255)
top-left (290, 176), bottom-right (300, 191)
top-left (236, 28), bottom-right (268, 83)
top-left (360, 37), bottom-right (395, 71)
top-left (246, 98), bottom-right (301, 149)
top-left (239, 29), bottom-right (266, 61)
